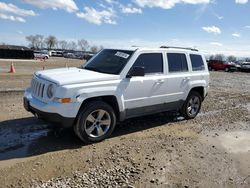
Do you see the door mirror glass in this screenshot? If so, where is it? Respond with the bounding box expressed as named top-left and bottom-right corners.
top-left (127, 66), bottom-right (145, 78)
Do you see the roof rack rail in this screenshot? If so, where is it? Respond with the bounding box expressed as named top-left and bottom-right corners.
top-left (160, 46), bottom-right (198, 51)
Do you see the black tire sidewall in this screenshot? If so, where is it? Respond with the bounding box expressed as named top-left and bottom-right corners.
top-left (75, 101), bottom-right (116, 143)
top-left (181, 91), bottom-right (202, 119)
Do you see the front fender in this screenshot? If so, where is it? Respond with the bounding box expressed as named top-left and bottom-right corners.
top-left (75, 86), bottom-right (124, 113)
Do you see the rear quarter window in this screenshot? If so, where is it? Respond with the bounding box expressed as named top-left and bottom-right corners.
top-left (190, 54), bottom-right (205, 71)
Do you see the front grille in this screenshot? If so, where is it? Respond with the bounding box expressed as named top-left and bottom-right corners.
top-left (31, 78), bottom-right (46, 100)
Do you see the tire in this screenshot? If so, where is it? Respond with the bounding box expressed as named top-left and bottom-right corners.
top-left (181, 91), bottom-right (202, 120)
top-left (44, 56), bottom-right (48, 60)
top-left (225, 67), bottom-right (229, 72)
top-left (74, 101), bottom-right (116, 143)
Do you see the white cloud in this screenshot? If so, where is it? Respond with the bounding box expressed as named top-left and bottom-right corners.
top-left (134, 0), bottom-right (210, 9)
top-left (22, 0), bottom-right (78, 13)
top-left (202, 26), bottom-right (221, 34)
top-left (121, 4), bottom-right (142, 14)
top-left (232, 33), bottom-right (241, 38)
top-left (76, 7), bottom-right (116, 25)
top-left (235, 0), bottom-right (248, 4)
top-left (104, 0), bottom-right (116, 4)
top-left (210, 42), bottom-right (223, 46)
top-left (0, 13), bottom-right (25, 22)
top-left (245, 25), bottom-right (250, 29)
top-left (0, 2), bottom-right (36, 16)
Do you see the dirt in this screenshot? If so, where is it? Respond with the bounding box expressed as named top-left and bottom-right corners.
top-left (0, 63), bottom-right (249, 188)
top-left (0, 57), bottom-right (83, 91)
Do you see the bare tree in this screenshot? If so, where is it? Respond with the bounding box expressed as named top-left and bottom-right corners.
top-left (227, 55), bottom-right (236, 62)
top-left (90, 45), bottom-right (99, 53)
top-left (26, 35), bottom-right (37, 49)
top-left (209, 55), bottom-right (214, 60)
top-left (58, 40), bottom-right (68, 50)
top-left (36, 35), bottom-right (44, 49)
top-left (26, 35), bottom-right (44, 49)
top-left (99, 45), bottom-right (104, 51)
top-left (68, 41), bottom-right (77, 51)
top-left (214, 54), bottom-right (225, 61)
top-left (45, 35), bottom-right (57, 49)
top-left (245, 58), bottom-right (250, 62)
top-left (78, 39), bottom-right (89, 51)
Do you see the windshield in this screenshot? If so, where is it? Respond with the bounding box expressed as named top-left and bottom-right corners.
top-left (83, 49), bottom-right (134, 75)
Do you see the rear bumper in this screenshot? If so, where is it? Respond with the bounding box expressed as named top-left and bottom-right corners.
top-left (23, 96), bottom-right (75, 128)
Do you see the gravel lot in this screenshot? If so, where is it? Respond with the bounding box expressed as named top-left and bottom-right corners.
top-left (0, 59), bottom-right (249, 188)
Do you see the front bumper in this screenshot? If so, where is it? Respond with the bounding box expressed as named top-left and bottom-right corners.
top-left (23, 91), bottom-right (76, 128)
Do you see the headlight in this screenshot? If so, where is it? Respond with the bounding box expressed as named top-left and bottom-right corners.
top-left (47, 84), bottom-right (55, 98)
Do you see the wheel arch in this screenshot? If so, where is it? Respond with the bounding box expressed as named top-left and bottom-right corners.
top-left (188, 86), bottom-right (205, 101)
top-left (76, 95), bottom-right (120, 122)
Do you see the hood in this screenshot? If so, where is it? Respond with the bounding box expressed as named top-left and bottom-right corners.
top-left (35, 67), bottom-right (119, 85)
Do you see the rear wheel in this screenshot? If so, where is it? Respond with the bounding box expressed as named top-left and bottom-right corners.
top-left (74, 101), bottom-right (116, 143)
top-left (181, 91), bottom-right (202, 119)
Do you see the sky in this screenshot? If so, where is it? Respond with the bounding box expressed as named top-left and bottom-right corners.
top-left (0, 0), bottom-right (250, 57)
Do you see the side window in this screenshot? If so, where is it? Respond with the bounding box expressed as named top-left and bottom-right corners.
top-left (190, 54), bottom-right (205, 71)
top-left (133, 53), bottom-right (163, 74)
top-left (167, 53), bottom-right (188, 72)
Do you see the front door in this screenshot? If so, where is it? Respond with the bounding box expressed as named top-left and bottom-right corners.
top-left (122, 52), bottom-right (167, 117)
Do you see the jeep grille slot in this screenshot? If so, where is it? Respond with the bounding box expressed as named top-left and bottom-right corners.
top-left (31, 78), bottom-right (46, 100)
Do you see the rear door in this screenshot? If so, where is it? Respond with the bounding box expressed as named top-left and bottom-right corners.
top-left (165, 52), bottom-right (191, 103)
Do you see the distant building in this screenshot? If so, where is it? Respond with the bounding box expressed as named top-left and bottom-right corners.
top-left (0, 45), bottom-right (34, 59)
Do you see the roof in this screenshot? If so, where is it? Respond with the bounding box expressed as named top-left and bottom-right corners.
top-left (0, 45), bottom-right (31, 51)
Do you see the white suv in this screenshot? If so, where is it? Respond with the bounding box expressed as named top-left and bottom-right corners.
top-left (24, 46), bottom-right (209, 143)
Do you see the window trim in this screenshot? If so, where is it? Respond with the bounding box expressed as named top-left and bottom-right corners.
top-left (166, 52), bottom-right (189, 73)
top-left (131, 52), bottom-right (164, 75)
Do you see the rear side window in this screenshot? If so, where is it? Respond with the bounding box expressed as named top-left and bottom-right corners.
top-left (133, 53), bottom-right (163, 74)
top-left (190, 54), bottom-right (205, 71)
top-left (167, 53), bottom-right (188, 72)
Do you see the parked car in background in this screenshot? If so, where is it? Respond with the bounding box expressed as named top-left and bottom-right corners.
top-left (83, 53), bottom-right (95, 61)
top-left (63, 52), bottom-right (76, 59)
top-left (34, 51), bottom-right (49, 59)
top-left (240, 62), bottom-right (250, 72)
top-left (208, 60), bottom-right (237, 72)
top-left (51, 51), bottom-right (63, 57)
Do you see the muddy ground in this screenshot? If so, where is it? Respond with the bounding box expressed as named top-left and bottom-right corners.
top-left (0, 58), bottom-right (249, 188)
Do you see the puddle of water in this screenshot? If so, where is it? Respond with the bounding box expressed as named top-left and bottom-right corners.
top-left (0, 124), bottom-right (50, 160)
top-left (218, 131), bottom-right (250, 153)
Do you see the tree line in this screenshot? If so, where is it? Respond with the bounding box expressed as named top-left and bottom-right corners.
top-left (25, 35), bottom-right (103, 53)
top-left (208, 54), bottom-right (250, 62)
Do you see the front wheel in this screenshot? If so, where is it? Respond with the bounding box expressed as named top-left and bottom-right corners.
top-left (181, 91), bottom-right (202, 119)
top-left (74, 101), bottom-right (116, 143)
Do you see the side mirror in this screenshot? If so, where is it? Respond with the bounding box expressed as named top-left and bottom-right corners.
top-left (126, 66), bottom-right (145, 78)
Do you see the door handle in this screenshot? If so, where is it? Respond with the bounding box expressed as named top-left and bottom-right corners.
top-left (155, 79), bottom-right (164, 84)
top-left (183, 77), bottom-right (191, 81)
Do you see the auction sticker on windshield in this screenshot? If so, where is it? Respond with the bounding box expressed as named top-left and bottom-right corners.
top-left (115, 51), bottom-right (130, 59)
